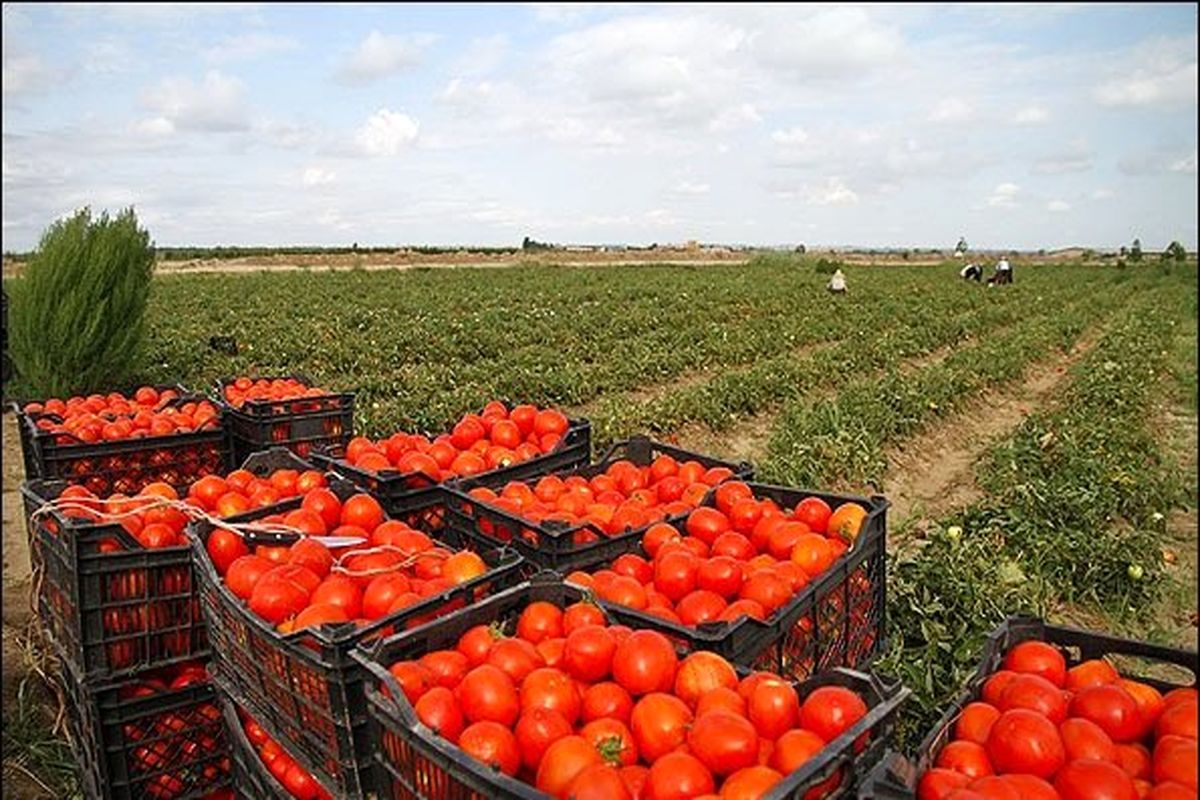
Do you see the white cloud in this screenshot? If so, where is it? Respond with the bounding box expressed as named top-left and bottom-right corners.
top-left (133, 116), bottom-right (175, 136)
top-left (928, 97), bottom-right (973, 123)
top-left (316, 208), bottom-right (352, 230)
top-left (2, 38), bottom-right (61, 99)
top-left (354, 109), bottom-right (419, 156)
top-left (673, 180), bottom-right (710, 195)
top-left (1171, 150), bottom-right (1198, 174)
top-left (771, 127), bottom-right (808, 146)
top-left (1033, 139), bottom-right (1093, 174)
top-left (253, 119), bottom-right (316, 149)
top-left (1093, 37), bottom-right (1197, 109)
top-left (453, 34), bottom-right (509, 76)
top-left (1013, 105), bottom-right (1049, 125)
top-left (709, 103), bottom-right (761, 132)
top-left (1047, 200), bottom-right (1071, 212)
top-left (986, 182), bottom-right (1020, 209)
top-left (807, 177), bottom-right (858, 206)
top-left (204, 33), bottom-right (298, 64)
top-left (1090, 188), bottom-right (1114, 200)
top-left (336, 31), bottom-right (434, 85)
top-left (752, 7), bottom-right (903, 78)
top-left (301, 166), bottom-right (337, 187)
top-left (84, 39), bottom-right (136, 75)
top-left (141, 70), bottom-right (249, 132)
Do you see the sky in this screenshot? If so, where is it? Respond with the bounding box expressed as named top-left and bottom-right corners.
top-left (2, 3), bottom-right (1197, 251)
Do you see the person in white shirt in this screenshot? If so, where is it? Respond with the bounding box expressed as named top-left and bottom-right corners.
top-left (827, 268), bottom-right (847, 294)
top-left (994, 257), bottom-right (1013, 284)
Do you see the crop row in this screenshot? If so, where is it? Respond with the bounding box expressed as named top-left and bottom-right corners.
top-left (757, 275), bottom-right (1133, 490)
top-left (876, 276), bottom-right (1194, 747)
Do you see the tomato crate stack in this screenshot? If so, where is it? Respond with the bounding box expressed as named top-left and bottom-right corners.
top-left (555, 482), bottom-right (889, 684)
top-left (12, 384), bottom-right (232, 496)
top-left (52, 657), bottom-right (232, 800)
top-left (215, 374), bottom-right (355, 465)
top-left (310, 402), bottom-right (592, 535)
top-left (351, 575), bottom-right (912, 799)
top-left (864, 616), bottom-right (1199, 799)
top-left (187, 477), bottom-right (532, 799)
top-left (444, 435), bottom-right (755, 572)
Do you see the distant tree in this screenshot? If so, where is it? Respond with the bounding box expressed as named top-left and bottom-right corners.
top-left (1119, 245), bottom-right (1128, 257)
top-left (794, 244), bottom-right (806, 254)
top-left (1130, 238), bottom-right (1143, 262)
top-left (1162, 240), bottom-right (1188, 262)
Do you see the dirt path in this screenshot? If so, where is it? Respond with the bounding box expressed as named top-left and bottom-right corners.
top-left (878, 325), bottom-right (1106, 532)
top-left (3, 411), bottom-right (32, 629)
top-left (153, 257), bottom-right (751, 276)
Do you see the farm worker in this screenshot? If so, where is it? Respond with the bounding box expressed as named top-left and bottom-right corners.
top-left (827, 268), bottom-right (847, 294)
top-left (995, 256), bottom-right (1012, 284)
top-left (960, 263), bottom-right (982, 282)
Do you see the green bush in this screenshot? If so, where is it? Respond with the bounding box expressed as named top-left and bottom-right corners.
top-left (8, 207), bottom-right (155, 397)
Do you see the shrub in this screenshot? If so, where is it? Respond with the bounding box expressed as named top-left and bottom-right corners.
top-left (8, 207), bottom-right (155, 397)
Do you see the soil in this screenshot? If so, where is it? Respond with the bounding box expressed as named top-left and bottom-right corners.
top-left (878, 325), bottom-right (1107, 532)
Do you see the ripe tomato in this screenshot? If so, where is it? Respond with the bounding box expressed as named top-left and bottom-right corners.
top-left (644, 752), bottom-right (715, 800)
top-left (1117, 680), bottom-right (1164, 740)
top-left (536, 735), bottom-right (602, 799)
top-left (562, 601), bottom-right (607, 635)
top-left (1002, 641), bottom-right (1067, 688)
top-left (696, 687), bottom-right (747, 720)
top-left (985, 709), bottom-right (1065, 779)
top-left (1059, 717), bottom-right (1116, 763)
top-left (738, 573), bottom-right (791, 616)
top-left (515, 708), bottom-right (574, 773)
top-left (999, 774), bottom-right (1059, 800)
top-left (748, 679), bottom-right (801, 740)
top-left (415, 686), bottom-right (465, 743)
top-left (981, 671), bottom-right (1018, 707)
top-left (487, 637), bottom-right (544, 684)
top-left (917, 768), bottom-right (970, 800)
top-left (720, 765), bottom-right (784, 800)
top-left (687, 710), bottom-right (759, 777)
top-left (630, 693), bottom-right (693, 762)
top-left (1154, 735), bottom-right (1197, 788)
top-left (561, 625), bottom-right (617, 683)
top-left (612, 630), bottom-right (678, 696)
top-left (387, 660), bottom-right (432, 704)
top-left (798, 685), bottom-right (866, 743)
top-left (1054, 758), bottom-right (1138, 800)
top-left (580, 718), bottom-right (638, 767)
top-left (793, 496), bottom-right (832, 535)
top-left (419, 649), bottom-right (470, 688)
top-left (654, 551), bottom-right (699, 604)
top-left (674, 652), bottom-right (739, 710)
top-left (1066, 659), bottom-right (1121, 691)
top-left (581, 682), bottom-right (634, 725)
top-left (517, 602), bottom-right (565, 644)
top-left (339, 494), bottom-right (384, 531)
top-left (248, 577), bottom-right (309, 624)
top-left (300, 488), bottom-right (342, 531)
top-left (936, 740), bottom-right (994, 779)
top-left (362, 574), bottom-right (413, 620)
top-left (310, 575), bottom-right (363, 619)
top-left (1070, 684), bottom-right (1144, 743)
top-left (998, 673), bottom-right (1068, 723)
top-left (676, 590), bottom-right (728, 626)
top-left (566, 763), bottom-right (633, 800)
top-left (457, 664), bottom-right (520, 726)
top-left (291, 603), bottom-right (349, 631)
top-left (458, 721), bottom-right (520, 777)
top-left (955, 702), bottom-right (1002, 746)
top-left (1155, 698), bottom-right (1197, 739)
top-left (521, 668), bottom-right (582, 726)
top-left (206, 528), bottom-right (249, 576)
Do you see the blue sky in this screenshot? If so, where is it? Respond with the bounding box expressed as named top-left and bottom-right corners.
top-left (3, 3), bottom-right (1196, 251)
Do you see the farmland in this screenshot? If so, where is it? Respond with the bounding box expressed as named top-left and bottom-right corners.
top-left (2, 254), bottom-right (1196, 796)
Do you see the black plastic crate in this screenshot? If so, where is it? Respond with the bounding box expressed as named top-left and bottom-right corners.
top-left (24, 479), bottom-right (209, 683)
top-left (12, 385), bottom-right (232, 496)
top-left (579, 483), bottom-right (888, 681)
top-left (444, 436), bottom-right (754, 571)
top-left (216, 375), bottom-right (355, 465)
top-left (353, 575), bottom-right (911, 800)
top-left (187, 484), bottom-right (531, 799)
top-left (864, 615), bottom-right (1200, 798)
top-left (216, 676), bottom-right (333, 800)
top-left (310, 411), bottom-right (592, 535)
top-left (56, 659), bottom-right (232, 800)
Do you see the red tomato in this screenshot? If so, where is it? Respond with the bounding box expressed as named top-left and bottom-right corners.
top-left (674, 652), bottom-right (739, 710)
top-left (644, 752), bottom-right (715, 800)
top-left (536, 735), bottom-right (602, 799)
top-left (748, 679), bottom-right (801, 741)
top-left (984, 709), bottom-right (1065, 780)
top-left (654, 551), bottom-right (699, 604)
top-left (517, 601), bottom-right (564, 644)
top-left (955, 702), bottom-right (1002, 746)
top-left (1002, 641), bottom-right (1067, 688)
top-left (457, 665), bottom-right (520, 726)
top-left (916, 768), bottom-right (970, 800)
top-left (561, 625), bottom-right (617, 683)
top-left (581, 682), bottom-right (634, 725)
top-left (798, 685), bottom-right (867, 743)
top-left (630, 692), bottom-right (693, 762)
top-left (1155, 699), bottom-right (1198, 739)
top-left (520, 668), bottom-right (582, 726)
top-left (420, 650), bottom-right (469, 688)
top-left (981, 671), bottom-right (1018, 707)
top-left (611, 630), bottom-right (678, 696)
top-left (720, 766), bottom-right (784, 800)
top-left (1060, 717), bottom-right (1117, 763)
top-left (936, 740), bottom-right (994, 779)
top-left (515, 707), bottom-right (574, 773)
top-left (1066, 659), bottom-right (1121, 691)
top-left (1153, 735), bottom-right (1197, 788)
top-left (458, 721), bottom-right (520, 777)
top-left (687, 711), bottom-right (759, 777)
top-left (1054, 758), bottom-right (1138, 800)
top-left (580, 718), bottom-right (638, 767)
top-left (793, 496), bottom-right (832, 534)
top-left (999, 774), bottom-right (1059, 800)
top-left (414, 686), bottom-right (465, 743)
top-left (566, 763), bottom-right (633, 800)
top-left (486, 637), bottom-right (545, 684)
top-left (206, 528), bottom-right (249, 576)
top-left (999, 673), bottom-right (1069, 724)
top-left (1071, 684), bottom-right (1144, 743)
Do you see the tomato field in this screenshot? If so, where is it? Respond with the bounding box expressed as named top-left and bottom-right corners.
top-left (2, 253), bottom-right (1196, 799)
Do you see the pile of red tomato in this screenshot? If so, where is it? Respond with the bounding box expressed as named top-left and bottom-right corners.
top-left (206, 486), bottom-right (490, 633)
top-left (918, 639), bottom-right (1198, 800)
top-left (562, 483), bottom-right (869, 627)
top-left (23, 386), bottom-right (220, 444)
top-left (118, 661), bottom-right (233, 800)
top-left (185, 465), bottom-right (327, 518)
top-left (464, 454), bottom-right (739, 545)
top-left (382, 599), bottom-right (871, 799)
top-left (222, 376), bottom-right (335, 409)
top-left (238, 707), bottom-right (332, 800)
top-left (340, 401), bottom-right (572, 479)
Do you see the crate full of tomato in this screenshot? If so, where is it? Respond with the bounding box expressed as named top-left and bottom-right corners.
top-left (352, 575), bottom-right (910, 800)
top-left (445, 436), bottom-right (754, 572)
top-left (867, 615), bottom-right (1198, 800)
top-left (57, 658), bottom-right (232, 800)
top-left (187, 477), bottom-right (530, 798)
top-left (311, 400), bottom-right (591, 533)
top-left (217, 375), bottom-right (355, 464)
top-left (557, 480), bottom-right (888, 682)
top-left (13, 384), bottom-right (230, 496)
